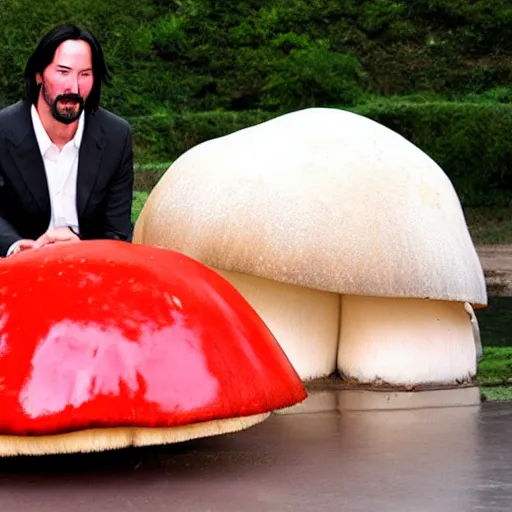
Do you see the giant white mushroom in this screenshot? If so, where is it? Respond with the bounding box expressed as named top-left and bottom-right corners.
top-left (134, 107), bottom-right (487, 388)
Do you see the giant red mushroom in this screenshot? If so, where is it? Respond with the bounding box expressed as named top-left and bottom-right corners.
top-left (0, 240), bottom-right (306, 456)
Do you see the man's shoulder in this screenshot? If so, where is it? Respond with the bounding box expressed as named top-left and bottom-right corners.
top-left (0, 100), bottom-right (29, 122)
top-left (0, 100), bottom-right (31, 142)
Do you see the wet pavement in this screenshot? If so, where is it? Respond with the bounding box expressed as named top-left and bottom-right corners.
top-left (0, 390), bottom-right (511, 512)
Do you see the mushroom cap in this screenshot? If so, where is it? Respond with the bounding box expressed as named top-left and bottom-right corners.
top-left (0, 241), bottom-right (306, 437)
top-left (134, 107), bottom-right (487, 307)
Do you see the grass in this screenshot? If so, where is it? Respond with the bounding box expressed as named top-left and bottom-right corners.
top-left (134, 161), bottom-right (173, 172)
top-left (477, 347), bottom-right (512, 386)
top-left (132, 190), bottom-right (149, 224)
top-left (481, 387), bottom-right (512, 402)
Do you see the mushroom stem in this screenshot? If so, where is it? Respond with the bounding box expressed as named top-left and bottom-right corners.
top-left (465, 302), bottom-right (483, 363)
top-left (337, 296), bottom-right (476, 386)
top-left (214, 269), bottom-right (340, 381)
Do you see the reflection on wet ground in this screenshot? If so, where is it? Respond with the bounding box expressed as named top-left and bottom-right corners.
top-left (0, 390), bottom-right (511, 512)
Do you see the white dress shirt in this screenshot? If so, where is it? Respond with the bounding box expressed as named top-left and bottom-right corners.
top-left (31, 104), bottom-right (84, 233)
top-left (6, 107), bottom-right (84, 256)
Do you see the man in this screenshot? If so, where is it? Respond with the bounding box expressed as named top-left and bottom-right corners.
top-left (0, 24), bottom-right (133, 257)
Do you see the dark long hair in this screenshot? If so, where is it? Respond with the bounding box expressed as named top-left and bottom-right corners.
top-left (24, 24), bottom-right (111, 112)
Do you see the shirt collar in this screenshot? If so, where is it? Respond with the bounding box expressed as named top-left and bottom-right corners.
top-left (30, 104), bottom-right (85, 154)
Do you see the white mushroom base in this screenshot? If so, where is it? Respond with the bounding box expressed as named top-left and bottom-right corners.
top-left (0, 413), bottom-right (270, 457)
top-left (214, 271), bottom-right (479, 387)
top-left (215, 269), bottom-right (340, 381)
top-left (338, 296), bottom-right (477, 386)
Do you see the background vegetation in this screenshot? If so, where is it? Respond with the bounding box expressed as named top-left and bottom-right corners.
top-left (2, 0), bottom-right (511, 114)
top-left (0, 0), bottom-right (511, 212)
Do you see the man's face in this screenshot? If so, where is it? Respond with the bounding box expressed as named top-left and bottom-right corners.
top-left (36, 39), bottom-right (94, 124)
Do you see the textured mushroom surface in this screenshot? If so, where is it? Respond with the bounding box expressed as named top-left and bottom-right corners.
top-left (132, 107), bottom-right (487, 385)
top-left (134, 107), bottom-right (486, 306)
top-left (0, 241), bottom-right (306, 454)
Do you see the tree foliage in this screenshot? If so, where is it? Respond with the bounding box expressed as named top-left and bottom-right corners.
top-left (0, 0), bottom-right (510, 116)
top-left (1, 0), bottom-right (511, 206)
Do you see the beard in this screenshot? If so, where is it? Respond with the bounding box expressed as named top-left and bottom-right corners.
top-left (41, 83), bottom-right (85, 125)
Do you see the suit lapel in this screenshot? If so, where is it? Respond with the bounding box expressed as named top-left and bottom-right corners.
top-left (6, 102), bottom-right (51, 213)
top-left (5, 101), bottom-right (107, 219)
top-left (76, 112), bottom-right (106, 217)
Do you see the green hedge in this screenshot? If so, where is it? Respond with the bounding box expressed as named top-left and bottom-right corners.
top-left (130, 101), bottom-right (512, 208)
top-left (353, 101), bottom-right (512, 207)
top-left (130, 110), bottom-right (275, 163)
top-left (1, 1), bottom-right (511, 115)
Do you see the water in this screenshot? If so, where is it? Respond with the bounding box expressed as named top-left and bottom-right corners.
top-left (475, 296), bottom-right (512, 347)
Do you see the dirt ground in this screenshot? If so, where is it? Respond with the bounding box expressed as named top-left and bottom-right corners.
top-left (476, 245), bottom-right (512, 296)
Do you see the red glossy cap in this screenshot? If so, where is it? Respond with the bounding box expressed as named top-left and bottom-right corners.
top-left (0, 241), bottom-right (306, 436)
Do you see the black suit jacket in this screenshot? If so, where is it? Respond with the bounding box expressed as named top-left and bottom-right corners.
top-left (0, 100), bottom-right (134, 256)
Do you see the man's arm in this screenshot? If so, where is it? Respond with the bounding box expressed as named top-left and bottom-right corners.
top-left (102, 126), bottom-right (134, 242)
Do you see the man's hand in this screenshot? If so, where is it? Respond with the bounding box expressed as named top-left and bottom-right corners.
top-left (8, 239), bottom-right (36, 256)
top-left (33, 227), bottom-right (80, 249)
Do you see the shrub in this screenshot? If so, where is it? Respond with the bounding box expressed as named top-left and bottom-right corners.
top-left (131, 101), bottom-right (512, 208)
top-left (130, 110), bottom-right (276, 163)
top-left (353, 101), bottom-right (512, 207)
